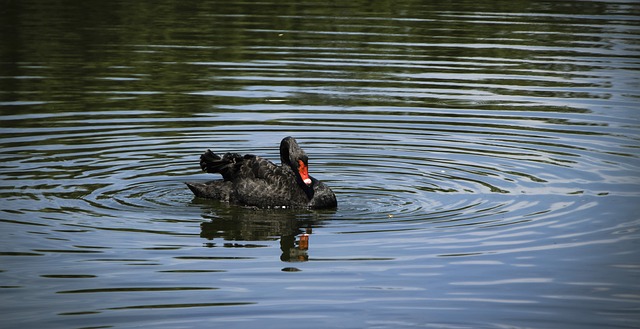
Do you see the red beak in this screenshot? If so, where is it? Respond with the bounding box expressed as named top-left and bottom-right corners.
top-left (298, 160), bottom-right (312, 185)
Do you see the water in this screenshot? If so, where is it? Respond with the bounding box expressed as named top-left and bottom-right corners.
top-left (2, 0), bottom-right (640, 328)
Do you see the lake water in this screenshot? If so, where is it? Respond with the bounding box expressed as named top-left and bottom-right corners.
top-left (1, 1), bottom-right (640, 328)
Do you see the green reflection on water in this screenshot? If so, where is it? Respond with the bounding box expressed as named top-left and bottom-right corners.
top-left (0, 0), bottom-right (615, 117)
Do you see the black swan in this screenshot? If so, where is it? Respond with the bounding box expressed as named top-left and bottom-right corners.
top-left (186, 137), bottom-right (337, 209)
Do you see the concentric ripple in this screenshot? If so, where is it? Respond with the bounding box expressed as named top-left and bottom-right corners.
top-left (1, 100), bottom-right (636, 228)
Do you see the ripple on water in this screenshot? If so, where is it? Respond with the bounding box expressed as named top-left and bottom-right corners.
top-left (1, 106), bottom-right (632, 226)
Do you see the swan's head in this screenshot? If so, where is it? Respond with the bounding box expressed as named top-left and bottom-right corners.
top-left (280, 136), bottom-right (312, 186)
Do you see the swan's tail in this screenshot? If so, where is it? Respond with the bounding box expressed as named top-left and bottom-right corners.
top-left (185, 181), bottom-right (231, 201)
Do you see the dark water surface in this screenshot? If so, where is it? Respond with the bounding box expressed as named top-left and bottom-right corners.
top-left (2, 1), bottom-right (640, 328)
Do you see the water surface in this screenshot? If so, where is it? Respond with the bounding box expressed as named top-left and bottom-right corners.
top-left (1, 1), bottom-right (640, 328)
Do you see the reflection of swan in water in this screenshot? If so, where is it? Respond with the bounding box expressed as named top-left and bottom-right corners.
top-left (195, 201), bottom-right (325, 262)
top-left (186, 137), bottom-right (337, 209)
